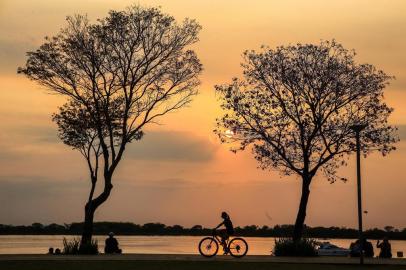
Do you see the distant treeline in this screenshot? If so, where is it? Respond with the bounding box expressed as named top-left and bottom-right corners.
top-left (1, 222), bottom-right (405, 240)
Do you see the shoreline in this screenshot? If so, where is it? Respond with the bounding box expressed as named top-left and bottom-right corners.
top-left (1, 234), bottom-right (406, 241)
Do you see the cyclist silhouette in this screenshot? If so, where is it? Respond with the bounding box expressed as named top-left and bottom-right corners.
top-left (199, 211), bottom-right (248, 258)
top-left (214, 211), bottom-right (234, 254)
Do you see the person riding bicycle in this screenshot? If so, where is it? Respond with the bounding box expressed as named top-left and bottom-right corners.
top-left (198, 212), bottom-right (247, 257)
top-left (214, 211), bottom-right (234, 254)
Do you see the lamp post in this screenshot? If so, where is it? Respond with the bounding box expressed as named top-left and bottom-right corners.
top-left (350, 124), bottom-right (367, 265)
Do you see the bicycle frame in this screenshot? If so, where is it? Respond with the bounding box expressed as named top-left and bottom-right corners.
top-left (212, 231), bottom-right (230, 245)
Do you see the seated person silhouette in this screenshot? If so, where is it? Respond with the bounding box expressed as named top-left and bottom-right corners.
top-left (349, 240), bottom-right (361, 257)
top-left (377, 237), bottom-right (392, 258)
top-left (214, 211), bottom-right (234, 254)
top-left (349, 238), bottom-right (374, 257)
top-left (364, 239), bottom-right (374, 258)
top-left (105, 232), bottom-right (122, 254)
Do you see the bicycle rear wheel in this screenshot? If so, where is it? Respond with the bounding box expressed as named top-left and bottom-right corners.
top-left (228, 237), bottom-right (248, 258)
top-left (198, 237), bottom-right (219, 257)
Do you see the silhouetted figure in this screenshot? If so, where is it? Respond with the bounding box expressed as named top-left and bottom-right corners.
top-left (105, 232), bottom-right (122, 254)
top-left (349, 239), bottom-right (361, 257)
top-left (54, 248), bottom-right (61, 255)
top-left (349, 239), bottom-right (374, 257)
top-left (214, 212), bottom-right (234, 254)
top-left (377, 237), bottom-right (392, 258)
top-left (48, 247), bottom-right (54, 254)
top-left (364, 239), bottom-right (374, 257)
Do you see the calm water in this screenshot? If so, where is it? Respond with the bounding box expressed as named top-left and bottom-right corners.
top-left (0, 235), bottom-right (405, 256)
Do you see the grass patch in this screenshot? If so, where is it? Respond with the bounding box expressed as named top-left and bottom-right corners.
top-left (274, 238), bottom-right (318, 256)
top-left (62, 238), bottom-right (99, 255)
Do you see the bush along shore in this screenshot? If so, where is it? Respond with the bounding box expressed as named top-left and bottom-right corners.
top-left (1, 222), bottom-right (405, 240)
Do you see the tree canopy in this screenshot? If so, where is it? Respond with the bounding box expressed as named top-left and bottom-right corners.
top-left (19, 6), bottom-right (202, 170)
top-left (18, 5), bottom-right (202, 247)
top-left (215, 40), bottom-right (398, 240)
top-left (215, 40), bottom-right (397, 183)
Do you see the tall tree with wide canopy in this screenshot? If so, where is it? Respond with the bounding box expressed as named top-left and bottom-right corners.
top-left (18, 6), bottom-right (202, 249)
top-left (215, 40), bottom-right (398, 241)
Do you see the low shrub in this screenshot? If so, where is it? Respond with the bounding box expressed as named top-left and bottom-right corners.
top-left (62, 238), bottom-right (80, 255)
top-left (273, 238), bottom-right (318, 257)
top-left (62, 237), bottom-right (99, 255)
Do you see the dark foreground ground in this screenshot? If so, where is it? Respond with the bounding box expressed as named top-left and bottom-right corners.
top-left (1, 254), bottom-right (405, 270)
top-left (2, 261), bottom-right (406, 270)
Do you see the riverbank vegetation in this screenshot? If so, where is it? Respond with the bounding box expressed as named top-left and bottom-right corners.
top-left (1, 222), bottom-right (405, 240)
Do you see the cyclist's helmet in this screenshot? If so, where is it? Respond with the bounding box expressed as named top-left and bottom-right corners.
top-left (221, 211), bottom-right (229, 219)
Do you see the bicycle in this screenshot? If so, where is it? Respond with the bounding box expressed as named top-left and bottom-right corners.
top-left (198, 230), bottom-right (248, 258)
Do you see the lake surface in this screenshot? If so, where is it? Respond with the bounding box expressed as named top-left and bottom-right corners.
top-left (0, 235), bottom-right (405, 257)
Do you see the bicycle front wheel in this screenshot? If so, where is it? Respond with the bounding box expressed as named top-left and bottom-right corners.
top-left (228, 237), bottom-right (248, 258)
top-left (198, 237), bottom-right (219, 257)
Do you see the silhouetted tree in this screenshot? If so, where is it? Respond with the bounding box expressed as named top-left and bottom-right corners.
top-left (215, 40), bottom-right (397, 241)
top-left (18, 6), bottom-right (202, 249)
top-left (191, 225), bottom-right (203, 231)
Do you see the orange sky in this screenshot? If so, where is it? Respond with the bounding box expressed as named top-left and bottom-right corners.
top-left (0, 0), bottom-right (405, 229)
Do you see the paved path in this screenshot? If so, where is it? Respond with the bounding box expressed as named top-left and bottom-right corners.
top-left (0, 254), bottom-right (405, 265)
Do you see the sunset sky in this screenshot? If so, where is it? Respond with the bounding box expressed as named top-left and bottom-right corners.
top-left (0, 0), bottom-right (405, 229)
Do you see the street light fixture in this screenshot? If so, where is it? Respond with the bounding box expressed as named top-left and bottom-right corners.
top-left (350, 124), bottom-right (367, 265)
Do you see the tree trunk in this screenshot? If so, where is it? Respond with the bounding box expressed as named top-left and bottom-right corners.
top-left (81, 178), bottom-right (97, 247)
top-left (80, 176), bottom-right (113, 250)
top-left (293, 175), bottom-right (312, 242)
top-left (81, 203), bottom-right (95, 247)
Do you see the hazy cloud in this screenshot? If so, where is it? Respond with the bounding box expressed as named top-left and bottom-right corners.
top-left (0, 37), bottom-right (36, 74)
top-left (0, 176), bottom-right (88, 224)
top-left (0, 125), bottom-right (60, 161)
top-left (390, 75), bottom-right (406, 91)
top-left (10, 125), bottom-right (59, 144)
top-left (126, 131), bottom-right (218, 162)
top-left (0, 176), bottom-right (86, 196)
top-left (0, 128), bottom-right (218, 164)
top-left (397, 125), bottom-right (406, 141)
top-left (0, 147), bottom-right (26, 161)
top-left (138, 178), bottom-right (190, 188)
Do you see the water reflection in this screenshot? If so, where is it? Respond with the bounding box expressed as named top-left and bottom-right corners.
top-left (0, 235), bottom-right (404, 257)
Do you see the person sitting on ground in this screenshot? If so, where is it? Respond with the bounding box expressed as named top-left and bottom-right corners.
top-left (47, 247), bottom-right (54, 254)
top-left (349, 239), bottom-right (374, 257)
top-left (54, 248), bottom-right (61, 255)
top-left (349, 239), bottom-right (361, 257)
top-left (105, 232), bottom-right (122, 254)
top-left (363, 239), bottom-right (374, 258)
top-left (377, 237), bottom-right (392, 258)
top-left (214, 211), bottom-right (234, 254)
